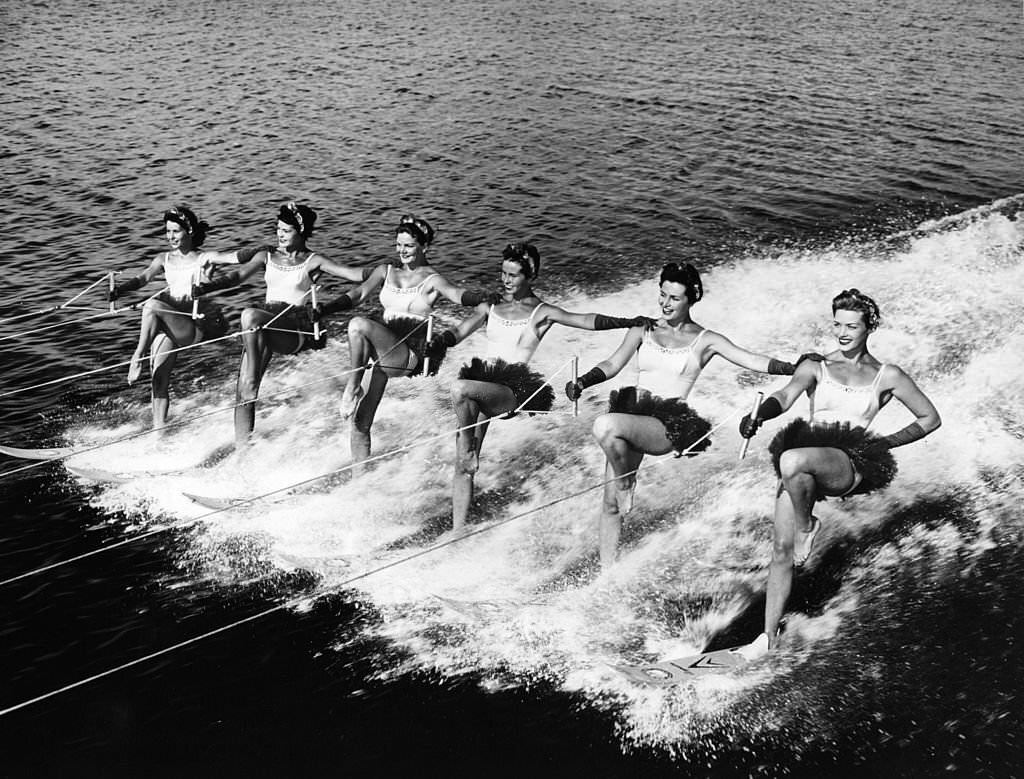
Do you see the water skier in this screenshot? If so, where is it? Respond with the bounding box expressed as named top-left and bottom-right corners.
top-left (109, 205), bottom-right (260, 429)
top-left (736, 288), bottom-right (941, 659)
top-left (565, 262), bottom-right (817, 568)
top-left (194, 202), bottom-right (368, 447)
top-left (428, 241), bottom-right (653, 530)
top-left (317, 215), bottom-right (499, 461)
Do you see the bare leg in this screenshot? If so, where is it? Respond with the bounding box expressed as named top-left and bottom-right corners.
top-left (339, 318), bottom-right (371, 419)
top-left (763, 485), bottom-right (800, 646)
top-left (350, 366), bottom-right (388, 462)
top-left (234, 309), bottom-right (274, 448)
top-left (341, 317), bottom-right (414, 419)
top-left (762, 447), bottom-right (857, 646)
top-left (591, 413), bottom-right (670, 567)
top-left (450, 379), bottom-right (516, 529)
top-left (129, 299), bottom-right (199, 385)
top-left (149, 334), bottom-right (178, 430)
top-left (129, 304), bottom-right (162, 384)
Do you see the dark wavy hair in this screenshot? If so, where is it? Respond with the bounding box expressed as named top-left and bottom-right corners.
top-left (832, 288), bottom-right (880, 331)
top-left (395, 214), bottom-right (435, 247)
top-left (501, 241), bottom-right (541, 279)
top-left (277, 202), bottom-right (317, 238)
top-left (660, 262), bottom-right (703, 304)
top-left (163, 205), bottom-right (209, 248)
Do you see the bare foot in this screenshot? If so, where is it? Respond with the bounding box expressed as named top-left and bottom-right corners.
top-left (339, 385), bottom-right (364, 420)
top-left (127, 353), bottom-right (144, 385)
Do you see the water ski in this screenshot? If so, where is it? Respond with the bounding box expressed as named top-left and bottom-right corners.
top-left (65, 464), bottom-right (132, 484)
top-left (0, 444), bottom-right (75, 461)
top-left (434, 595), bottom-right (510, 620)
top-left (182, 492), bottom-right (251, 511)
top-left (614, 646), bottom-right (750, 686)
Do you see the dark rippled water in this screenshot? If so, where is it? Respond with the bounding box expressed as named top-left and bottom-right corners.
top-left (2, 1), bottom-right (1023, 776)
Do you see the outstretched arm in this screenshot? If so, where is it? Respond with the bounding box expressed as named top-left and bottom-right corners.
top-left (703, 330), bottom-right (816, 375)
top-left (424, 274), bottom-right (500, 308)
top-left (535, 304), bottom-right (654, 335)
top-left (309, 254), bottom-right (375, 283)
top-left (193, 256), bottom-right (265, 295)
top-left (564, 326), bottom-right (645, 400)
top-left (316, 264), bottom-right (387, 314)
top-left (108, 254), bottom-right (166, 299)
top-left (424, 304), bottom-right (490, 355)
top-left (739, 358), bottom-right (819, 438)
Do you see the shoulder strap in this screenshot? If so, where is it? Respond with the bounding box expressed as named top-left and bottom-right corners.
top-left (688, 328), bottom-right (707, 350)
top-left (419, 272), bottom-right (441, 289)
top-left (871, 364), bottom-right (886, 388)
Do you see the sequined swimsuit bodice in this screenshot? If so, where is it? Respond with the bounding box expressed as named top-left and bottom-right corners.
top-left (264, 252), bottom-right (313, 305)
top-left (810, 361), bottom-right (885, 428)
top-left (633, 328), bottom-right (706, 399)
top-left (378, 265), bottom-right (439, 321)
top-left (484, 304), bottom-right (544, 363)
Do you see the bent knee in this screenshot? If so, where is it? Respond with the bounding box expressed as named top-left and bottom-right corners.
top-left (347, 316), bottom-right (373, 338)
top-left (239, 308), bottom-right (266, 330)
top-left (778, 449), bottom-right (814, 481)
top-left (591, 413), bottom-right (618, 443)
top-left (450, 380), bottom-right (474, 405)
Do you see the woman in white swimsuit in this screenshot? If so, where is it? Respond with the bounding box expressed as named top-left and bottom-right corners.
top-left (317, 215), bottom-right (498, 462)
top-left (736, 288), bottom-right (941, 658)
top-left (426, 242), bottom-right (652, 530)
top-left (109, 205), bottom-right (258, 429)
top-left (565, 262), bottom-right (813, 567)
top-left (194, 202), bottom-right (368, 447)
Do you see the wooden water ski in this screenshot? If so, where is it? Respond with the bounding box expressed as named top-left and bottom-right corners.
top-left (614, 646), bottom-right (751, 686)
top-left (65, 464), bottom-right (133, 484)
top-left (182, 492), bottom-right (252, 511)
top-left (0, 444), bottom-right (75, 461)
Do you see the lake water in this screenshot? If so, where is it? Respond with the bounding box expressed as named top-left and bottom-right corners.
top-left (1, 0), bottom-right (1022, 776)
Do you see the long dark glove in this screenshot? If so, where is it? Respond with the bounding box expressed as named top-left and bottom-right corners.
top-left (767, 352), bottom-right (825, 375)
top-left (235, 244), bottom-right (274, 263)
top-left (313, 293), bottom-right (354, 322)
top-left (108, 276), bottom-right (144, 301)
top-left (425, 330), bottom-right (458, 362)
top-left (593, 314), bottom-right (657, 330)
top-left (863, 422), bottom-right (928, 455)
top-left (194, 271), bottom-right (242, 296)
top-left (739, 396), bottom-right (783, 438)
top-left (565, 367), bottom-right (607, 401)
top-left (460, 290), bottom-right (503, 307)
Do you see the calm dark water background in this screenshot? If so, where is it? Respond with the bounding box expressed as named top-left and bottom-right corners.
top-left (2, 0), bottom-right (1023, 776)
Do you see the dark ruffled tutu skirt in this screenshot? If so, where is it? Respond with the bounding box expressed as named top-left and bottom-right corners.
top-left (157, 292), bottom-right (229, 341)
top-left (768, 418), bottom-right (897, 498)
top-left (383, 316), bottom-right (442, 377)
top-left (608, 386), bottom-right (712, 456)
top-left (458, 357), bottom-right (555, 414)
top-left (258, 301), bottom-right (326, 353)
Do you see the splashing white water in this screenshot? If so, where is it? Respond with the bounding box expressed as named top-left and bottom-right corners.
top-left (62, 199), bottom-right (1024, 751)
